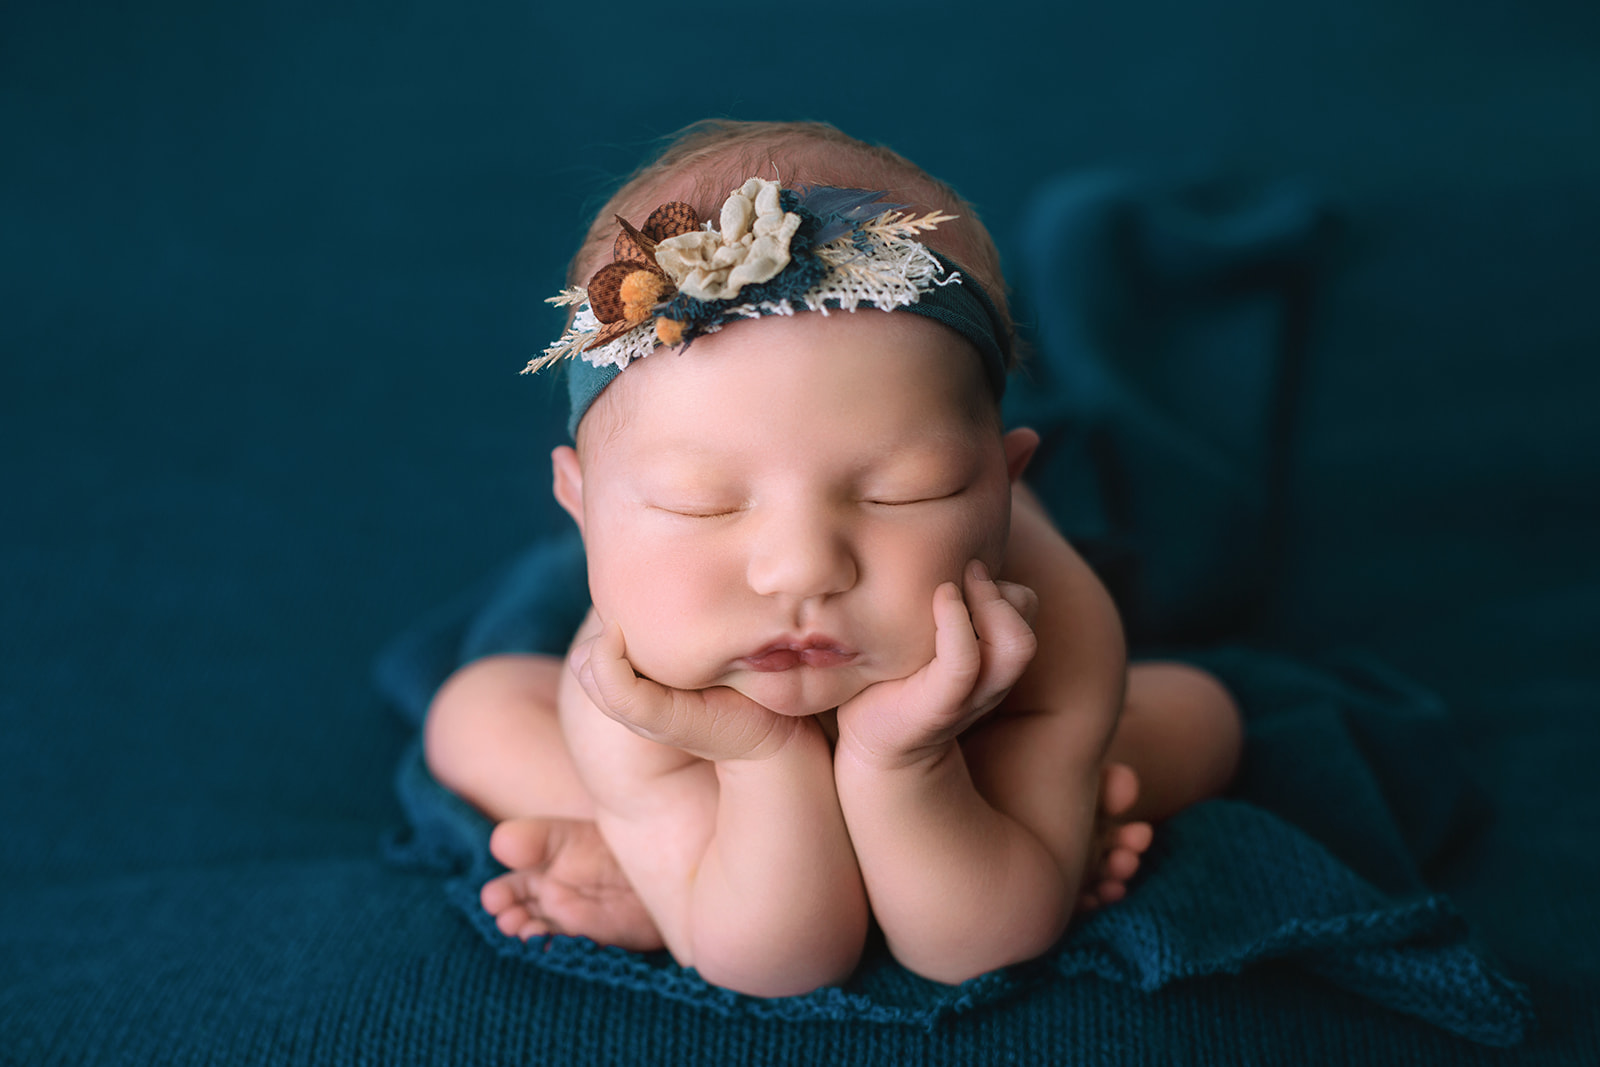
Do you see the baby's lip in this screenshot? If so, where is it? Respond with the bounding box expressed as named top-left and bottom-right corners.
top-left (740, 635), bottom-right (857, 672)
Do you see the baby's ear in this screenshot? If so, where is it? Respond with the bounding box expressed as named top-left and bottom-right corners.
top-left (551, 445), bottom-right (585, 533)
top-left (1002, 427), bottom-right (1039, 484)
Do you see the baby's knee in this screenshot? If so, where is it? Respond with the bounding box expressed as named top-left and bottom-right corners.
top-left (422, 660), bottom-right (491, 788)
top-left (1128, 662), bottom-right (1237, 725)
top-left (1122, 661), bottom-right (1243, 795)
top-left (423, 654), bottom-right (562, 789)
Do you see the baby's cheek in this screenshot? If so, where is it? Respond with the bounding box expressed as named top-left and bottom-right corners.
top-left (863, 577), bottom-right (941, 674)
top-left (975, 488), bottom-right (1017, 568)
top-left (925, 503), bottom-right (1008, 582)
top-left (605, 579), bottom-right (727, 689)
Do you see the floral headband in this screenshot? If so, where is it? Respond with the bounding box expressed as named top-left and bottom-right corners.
top-left (523, 177), bottom-right (1011, 436)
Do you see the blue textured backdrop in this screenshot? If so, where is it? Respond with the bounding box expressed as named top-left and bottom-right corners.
top-left (4, 1), bottom-right (1598, 1063)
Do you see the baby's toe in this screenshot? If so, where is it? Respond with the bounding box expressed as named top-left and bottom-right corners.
top-left (491, 902), bottom-right (530, 938)
top-left (481, 872), bottom-right (515, 912)
top-left (1104, 846), bottom-right (1142, 882)
top-left (482, 870), bottom-right (556, 940)
top-left (512, 913), bottom-right (554, 941)
top-left (489, 818), bottom-right (555, 871)
top-left (1099, 763), bottom-right (1140, 819)
top-left (1117, 820), bottom-right (1154, 853)
top-left (1093, 880), bottom-right (1128, 905)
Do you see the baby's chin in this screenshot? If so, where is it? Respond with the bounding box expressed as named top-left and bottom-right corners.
top-left (625, 660), bottom-right (866, 717)
top-left (725, 668), bottom-right (875, 719)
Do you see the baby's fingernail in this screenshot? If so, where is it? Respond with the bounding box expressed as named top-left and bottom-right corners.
top-left (969, 559), bottom-right (991, 582)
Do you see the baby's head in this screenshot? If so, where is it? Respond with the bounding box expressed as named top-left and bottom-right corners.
top-left (566, 120), bottom-right (1013, 342)
top-left (541, 121), bottom-right (1035, 715)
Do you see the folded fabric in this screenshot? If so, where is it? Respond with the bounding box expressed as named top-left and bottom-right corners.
top-left (374, 172), bottom-right (1530, 1046)
top-left (1007, 171), bottom-right (1327, 645)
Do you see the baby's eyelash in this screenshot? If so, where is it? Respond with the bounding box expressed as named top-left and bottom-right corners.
top-left (651, 503), bottom-right (742, 519)
top-left (866, 488), bottom-right (961, 507)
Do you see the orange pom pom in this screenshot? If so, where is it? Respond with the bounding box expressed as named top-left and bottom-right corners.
top-left (620, 270), bottom-right (667, 321)
top-left (655, 317), bottom-right (685, 347)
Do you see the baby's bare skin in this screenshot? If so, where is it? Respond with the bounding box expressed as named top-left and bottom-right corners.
top-left (482, 817), bottom-right (664, 952)
top-left (426, 313), bottom-right (1244, 994)
top-left (430, 544), bottom-right (1239, 984)
top-left (478, 762), bottom-right (1154, 953)
top-left (445, 650), bottom-right (1217, 961)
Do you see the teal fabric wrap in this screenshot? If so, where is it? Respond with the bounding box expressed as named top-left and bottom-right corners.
top-left (563, 251), bottom-right (1010, 437)
top-left (565, 359), bottom-right (620, 437)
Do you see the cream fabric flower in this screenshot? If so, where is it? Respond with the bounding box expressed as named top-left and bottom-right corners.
top-left (654, 178), bottom-right (802, 301)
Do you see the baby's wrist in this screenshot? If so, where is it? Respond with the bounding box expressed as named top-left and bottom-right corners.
top-left (714, 720), bottom-right (836, 801)
top-left (833, 727), bottom-right (955, 775)
top-left (712, 712), bottom-right (827, 766)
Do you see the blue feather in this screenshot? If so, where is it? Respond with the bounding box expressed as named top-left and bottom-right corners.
top-left (797, 186), bottom-right (906, 246)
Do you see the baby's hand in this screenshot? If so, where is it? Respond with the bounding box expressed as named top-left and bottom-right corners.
top-left (571, 621), bottom-right (808, 763)
top-left (836, 561), bottom-right (1037, 768)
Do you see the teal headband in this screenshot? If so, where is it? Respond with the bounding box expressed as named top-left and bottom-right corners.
top-left (522, 179), bottom-right (1012, 438)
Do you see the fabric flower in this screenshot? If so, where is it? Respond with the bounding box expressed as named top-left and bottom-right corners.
top-left (582, 201), bottom-right (699, 349)
top-left (654, 178), bottom-right (802, 302)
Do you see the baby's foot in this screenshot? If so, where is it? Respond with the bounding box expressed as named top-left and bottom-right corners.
top-left (1077, 763), bottom-right (1155, 912)
top-left (481, 817), bottom-right (665, 952)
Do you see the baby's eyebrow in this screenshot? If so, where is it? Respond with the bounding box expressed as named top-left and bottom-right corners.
top-left (858, 455), bottom-right (974, 489)
top-left (618, 422), bottom-right (983, 482)
top-left (624, 450), bottom-right (739, 486)
top-left (644, 441), bottom-right (737, 467)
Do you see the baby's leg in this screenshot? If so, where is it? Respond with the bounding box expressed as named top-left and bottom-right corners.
top-left (1074, 664), bottom-right (1239, 910)
top-left (425, 654), bottom-right (594, 821)
top-left (424, 654), bottom-right (662, 949)
top-left (1107, 661), bottom-right (1243, 825)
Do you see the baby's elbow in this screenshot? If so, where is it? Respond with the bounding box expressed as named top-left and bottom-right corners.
top-left (896, 942), bottom-right (1045, 988)
top-left (892, 908), bottom-right (1071, 987)
top-left (694, 953), bottom-right (857, 1004)
top-left (691, 917), bottom-right (866, 998)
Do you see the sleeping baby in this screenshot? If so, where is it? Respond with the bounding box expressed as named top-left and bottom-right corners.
top-left (423, 119), bottom-right (1244, 997)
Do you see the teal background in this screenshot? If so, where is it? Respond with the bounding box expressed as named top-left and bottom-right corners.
top-left (4, 1), bottom-right (1598, 1063)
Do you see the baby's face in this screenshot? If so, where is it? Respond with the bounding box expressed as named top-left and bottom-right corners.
top-left (555, 310), bottom-right (1030, 717)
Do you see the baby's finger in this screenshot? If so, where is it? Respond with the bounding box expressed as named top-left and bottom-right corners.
top-left (573, 622), bottom-right (784, 759)
top-left (880, 581), bottom-right (980, 721)
top-left (930, 580), bottom-right (983, 691)
top-left (964, 563), bottom-right (1038, 656)
top-left (963, 562), bottom-right (1038, 711)
top-left (566, 636), bottom-right (594, 678)
top-left (994, 580), bottom-right (1039, 628)
top-left (574, 622), bottom-right (657, 726)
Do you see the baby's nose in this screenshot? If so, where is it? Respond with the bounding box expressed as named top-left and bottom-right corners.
top-left (745, 509), bottom-right (857, 601)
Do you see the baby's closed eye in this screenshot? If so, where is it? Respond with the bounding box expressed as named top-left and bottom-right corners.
top-left (858, 451), bottom-right (979, 508)
top-left (647, 500), bottom-right (747, 519)
top-left (862, 483), bottom-right (966, 507)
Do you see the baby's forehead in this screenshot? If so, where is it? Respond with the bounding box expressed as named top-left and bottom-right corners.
top-left (579, 312), bottom-right (1000, 461)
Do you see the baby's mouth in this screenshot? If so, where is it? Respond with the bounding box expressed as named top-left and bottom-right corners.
top-left (740, 638), bottom-right (857, 672)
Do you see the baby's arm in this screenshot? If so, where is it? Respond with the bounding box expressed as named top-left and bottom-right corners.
top-left (832, 489), bottom-right (1125, 984)
top-left (560, 614), bottom-right (869, 997)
